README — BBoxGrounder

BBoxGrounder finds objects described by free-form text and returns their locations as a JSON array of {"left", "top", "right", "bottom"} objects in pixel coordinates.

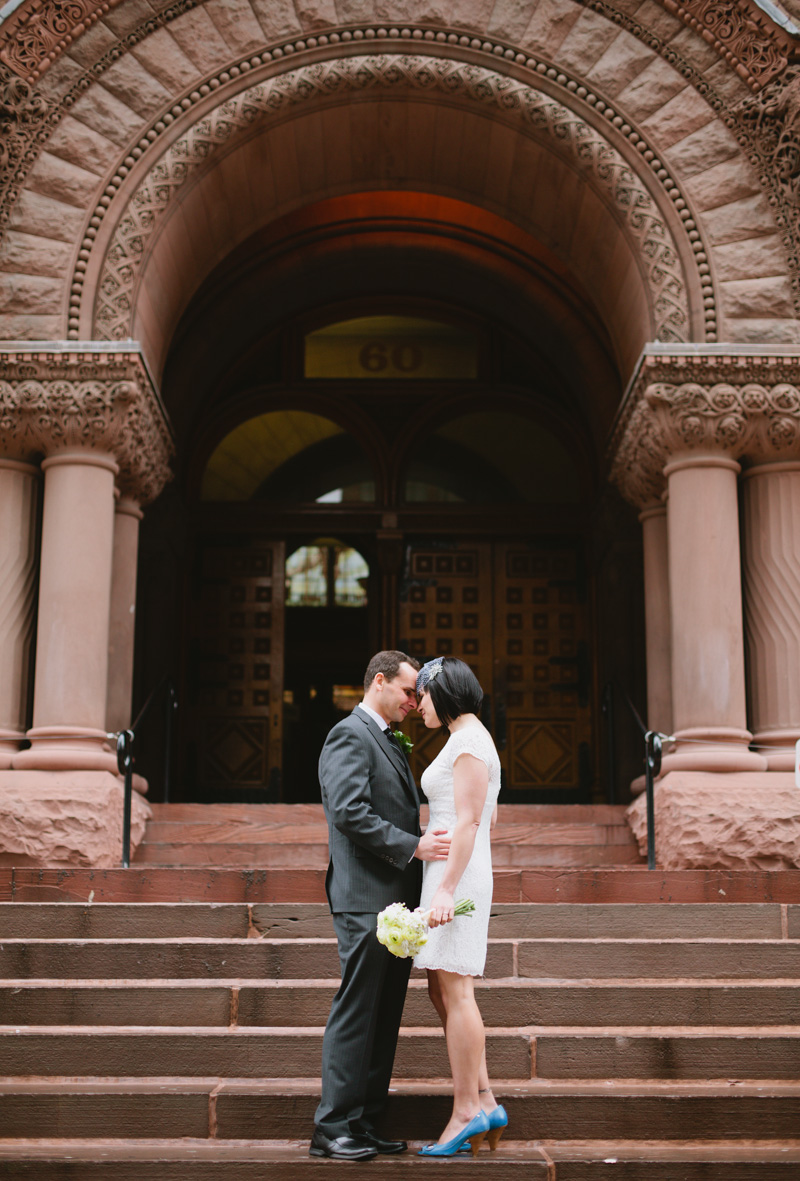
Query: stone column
[
  {"left": 741, "top": 461, "right": 800, "bottom": 770},
  {"left": 0, "top": 459, "right": 40, "bottom": 768},
  {"left": 0, "top": 351, "right": 173, "bottom": 867},
  {"left": 14, "top": 450, "right": 119, "bottom": 772},
  {"left": 638, "top": 501, "right": 672, "bottom": 736},
  {"left": 106, "top": 497, "right": 143, "bottom": 734},
  {"left": 664, "top": 452, "right": 766, "bottom": 771}
]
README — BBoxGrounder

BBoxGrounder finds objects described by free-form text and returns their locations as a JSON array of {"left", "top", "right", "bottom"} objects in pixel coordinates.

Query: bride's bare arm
[{"left": 427, "top": 753, "right": 489, "bottom": 928}]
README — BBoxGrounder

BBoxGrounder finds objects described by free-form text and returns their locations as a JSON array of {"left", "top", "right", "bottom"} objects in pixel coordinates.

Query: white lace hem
[{"left": 413, "top": 957, "right": 485, "bottom": 977}]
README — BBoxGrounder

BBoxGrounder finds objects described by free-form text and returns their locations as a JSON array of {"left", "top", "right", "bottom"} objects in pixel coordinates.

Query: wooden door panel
[
  {"left": 186, "top": 539, "right": 284, "bottom": 799},
  {"left": 494, "top": 543, "right": 592, "bottom": 795},
  {"left": 398, "top": 543, "right": 493, "bottom": 783}
]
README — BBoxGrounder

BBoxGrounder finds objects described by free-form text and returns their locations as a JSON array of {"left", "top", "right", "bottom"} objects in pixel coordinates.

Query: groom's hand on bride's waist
[{"left": 414, "top": 828, "right": 451, "bottom": 860}]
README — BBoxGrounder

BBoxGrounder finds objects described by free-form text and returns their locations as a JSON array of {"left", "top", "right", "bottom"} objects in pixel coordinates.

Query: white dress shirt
[{"left": 357, "top": 701, "right": 390, "bottom": 732}]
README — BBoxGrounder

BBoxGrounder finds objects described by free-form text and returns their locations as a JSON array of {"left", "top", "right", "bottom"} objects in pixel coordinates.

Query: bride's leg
[
  {"left": 426, "top": 969, "right": 448, "bottom": 1030},
  {"left": 435, "top": 970, "right": 485, "bottom": 1144},
  {"left": 429, "top": 971, "right": 495, "bottom": 1112}
]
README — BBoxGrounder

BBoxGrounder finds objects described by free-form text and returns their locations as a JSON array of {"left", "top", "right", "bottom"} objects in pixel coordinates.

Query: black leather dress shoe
[
  {"left": 309, "top": 1128, "right": 377, "bottom": 1160},
  {"left": 356, "top": 1131, "right": 408, "bottom": 1154}
]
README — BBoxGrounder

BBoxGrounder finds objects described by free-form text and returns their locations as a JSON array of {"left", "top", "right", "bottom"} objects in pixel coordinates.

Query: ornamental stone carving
[
  {"left": 0, "top": 66, "right": 48, "bottom": 175},
  {"left": 92, "top": 53, "right": 690, "bottom": 345},
  {"left": 660, "top": 0, "right": 792, "bottom": 90},
  {"left": 0, "top": 0, "right": 791, "bottom": 91},
  {"left": 0, "top": 350, "right": 173, "bottom": 504},
  {"left": 609, "top": 351, "right": 800, "bottom": 507}
]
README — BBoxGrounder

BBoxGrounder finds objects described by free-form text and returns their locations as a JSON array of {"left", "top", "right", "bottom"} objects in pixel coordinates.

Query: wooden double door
[
  {"left": 398, "top": 541, "right": 594, "bottom": 801},
  {"left": 183, "top": 536, "right": 594, "bottom": 802}
]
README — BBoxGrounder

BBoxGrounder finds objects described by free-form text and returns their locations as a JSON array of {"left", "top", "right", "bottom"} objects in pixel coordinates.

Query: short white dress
[{"left": 414, "top": 721, "right": 501, "bottom": 977}]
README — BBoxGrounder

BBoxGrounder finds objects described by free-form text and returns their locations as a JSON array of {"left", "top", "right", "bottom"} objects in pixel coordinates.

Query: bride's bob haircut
[{"left": 427, "top": 657, "right": 484, "bottom": 728}]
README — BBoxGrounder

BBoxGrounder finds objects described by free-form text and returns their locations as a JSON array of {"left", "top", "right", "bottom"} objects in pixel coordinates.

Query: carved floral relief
[
  {"left": 610, "top": 356, "right": 800, "bottom": 507},
  {"left": 0, "top": 352, "right": 173, "bottom": 503}
]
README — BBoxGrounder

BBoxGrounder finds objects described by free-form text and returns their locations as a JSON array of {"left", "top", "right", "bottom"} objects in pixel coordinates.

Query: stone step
[
  {"left": 1, "top": 1026, "right": 798, "bottom": 1080},
  {"left": 5, "top": 866, "right": 800, "bottom": 904},
  {"left": 0, "top": 1138, "right": 797, "bottom": 1180},
  {"left": 3, "top": 901, "right": 791, "bottom": 940},
  {"left": 1, "top": 1078, "right": 799, "bottom": 1141},
  {"left": 143, "top": 803, "right": 633, "bottom": 825},
  {"left": 2, "top": 936, "right": 798, "bottom": 980},
  {"left": 4, "top": 977, "right": 798, "bottom": 1028},
  {"left": 134, "top": 804, "right": 642, "bottom": 868},
  {"left": 132, "top": 841, "right": 644, "bottom": 868}
]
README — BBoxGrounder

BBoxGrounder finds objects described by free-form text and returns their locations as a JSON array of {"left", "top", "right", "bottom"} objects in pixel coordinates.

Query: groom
[{"left": 310, "top": 650, "right": 451, "bottom": 1161}]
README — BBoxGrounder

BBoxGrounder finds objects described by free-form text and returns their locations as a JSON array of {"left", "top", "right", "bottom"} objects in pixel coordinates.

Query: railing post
[
  {"left": 643, "top": 730, "right": 662, "bottom": 871},
  {"left": 117, "top": 728, "right": 134, "bottom": 868}
]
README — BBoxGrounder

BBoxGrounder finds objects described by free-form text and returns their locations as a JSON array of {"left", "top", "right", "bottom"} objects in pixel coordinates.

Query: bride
[{"left": 413, "top": 657, "right": 507, "bottom": 1157}]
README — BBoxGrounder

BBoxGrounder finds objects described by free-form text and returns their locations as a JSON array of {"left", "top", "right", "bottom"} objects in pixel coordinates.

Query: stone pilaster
[
  {"left": 0, "top": 458, "right": 40, "bottom": 767},
  {"left": 106, "top": 497, "right": 143, "bottom": 734},
  {"left": 741, "top": 461, "right": 800, "bottom": 770},
  {"left": 638, "top": 502, "right": 672, "bottom": 738}
]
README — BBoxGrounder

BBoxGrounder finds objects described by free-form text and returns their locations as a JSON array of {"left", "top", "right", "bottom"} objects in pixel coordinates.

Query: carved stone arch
[
  {"left": 1, "top": 7, "right": 797, "bottom": 352},
  {"left": 0, "top": 0, "right": 793, "bottom": 93},
  {"left": 76, "top": 53, "right": 704, "bottom": 380}
]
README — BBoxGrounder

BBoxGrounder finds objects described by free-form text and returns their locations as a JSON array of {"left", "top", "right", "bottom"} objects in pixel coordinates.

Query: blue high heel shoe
[
  {"left": 486, "top": 1104, "right": 508, "bottom": 1149},
  {"left": 458, "top": 1104, "right": 508, "bottom": 1152},
  {"left": 418, "top": 1110, "right": 490, "bottom": 1157}
]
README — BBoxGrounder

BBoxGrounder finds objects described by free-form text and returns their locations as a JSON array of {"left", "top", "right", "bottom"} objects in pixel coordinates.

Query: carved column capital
[
  {"left": 0, "top": 346, "right": 173, "bottom": 505},
  {"left": 610, "top": 348, "right": 800, "bottom": 507}
]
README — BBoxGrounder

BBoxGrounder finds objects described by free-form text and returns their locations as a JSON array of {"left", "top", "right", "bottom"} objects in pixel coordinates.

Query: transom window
[
  {"left": 304, "top": 315, "right": 478, "bottom": 379},
  {"left": 286, "top": 543, "right": 369, "bottom": 608}
]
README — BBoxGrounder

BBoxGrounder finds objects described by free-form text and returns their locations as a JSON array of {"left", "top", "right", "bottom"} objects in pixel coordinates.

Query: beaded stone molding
[
  {"left": 0, "top": 348, "right": 174, "bottom": 502},
  {"left": 0, "top": 0, "right": 792, "bottom": 91},
  {"left": 610, "top": 352, "right": 800, "bottom": 507},
  {"left": 75, "top": 49, "right": 713, "bottom": 345}
]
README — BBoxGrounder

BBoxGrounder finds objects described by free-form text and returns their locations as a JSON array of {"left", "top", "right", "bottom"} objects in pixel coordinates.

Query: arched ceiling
[{"left": 163, "top": 191, "right": 623, "bottom": 453}]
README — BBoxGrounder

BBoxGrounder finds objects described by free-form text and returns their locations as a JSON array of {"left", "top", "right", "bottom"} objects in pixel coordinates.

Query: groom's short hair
[{"left": 364, "top": 650, "right": 420, "bottom": 692}]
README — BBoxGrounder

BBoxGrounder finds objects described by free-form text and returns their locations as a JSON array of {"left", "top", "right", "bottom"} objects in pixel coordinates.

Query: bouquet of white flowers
[{"left": 376, "top": 899, "right": 476, "bottom": 959}]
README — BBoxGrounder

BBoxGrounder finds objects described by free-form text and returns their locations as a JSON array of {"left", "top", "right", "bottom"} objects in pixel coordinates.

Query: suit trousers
[{"left": 314, "top": 910, "right": 412, "bottom": 1137}]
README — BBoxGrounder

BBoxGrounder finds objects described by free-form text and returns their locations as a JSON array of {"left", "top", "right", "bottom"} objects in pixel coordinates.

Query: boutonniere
[{"left": 391, "top": 730, "right": 414, "bottom": 757}]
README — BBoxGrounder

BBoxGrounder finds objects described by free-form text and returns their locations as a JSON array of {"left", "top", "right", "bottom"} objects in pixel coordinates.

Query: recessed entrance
[{"left": 133, "top": 190, "right": 645, "bottom": 805}]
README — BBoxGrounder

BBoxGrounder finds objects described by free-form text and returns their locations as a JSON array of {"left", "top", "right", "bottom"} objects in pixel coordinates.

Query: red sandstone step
[
  {"left": 143, "top": 803, "right": 633, "bottom": 825},
  {"left": 133, "top": 842, "right": 643, "bottom": 868},
  {"left": 5, "top": 867, "right": 800, "bottom": 904},
  {"left": 0, "top": 1026, "right": 530, "bottom": 1080},
  {"left": 3, "top": 901, "right": 790, "bottom": 940},
  {"left": 4, "top": 977, "right": 797, "bottom": 1029},
  {"left": 1, "top": 1025, "right": 798, "bottom": 1080},
  {"left": 0, "top": 1138, "right": 797, "bottom": 1180},
  {"left": 1, "top": 1078, "right": 799, "bottom": 1142},
  {"left": 3, "top": 935, "right": 798, "bottom": 981}
]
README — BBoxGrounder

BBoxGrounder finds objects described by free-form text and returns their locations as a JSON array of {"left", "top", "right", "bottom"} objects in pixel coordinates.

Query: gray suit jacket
[{"left": 319, "top": 705, "right": 422, "bottom": 913}]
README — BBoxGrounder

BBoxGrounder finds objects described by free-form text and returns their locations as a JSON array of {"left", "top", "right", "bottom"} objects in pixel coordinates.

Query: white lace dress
[{"left": 414, "top": 721, "right": 501, "bottom": 977}]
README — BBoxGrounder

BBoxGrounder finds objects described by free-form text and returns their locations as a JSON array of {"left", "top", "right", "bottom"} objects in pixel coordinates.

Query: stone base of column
[
  {"left": 0, "top": 730, "right": 24, "bottom": 770},
  {"left": 666, "top": 728, "right": 768, "bottom": 773},
  {"left": 627, "top": 771, "right": 800, "bottom": 869},
  {"left": 12, "top": 728, "right": 119, "bottom": 773},
  {"left": 752, "top": 729, "right": 800, "bottom": 772},
  {"left": 0, "top": 771, "right": 151, "bottom": 868}
]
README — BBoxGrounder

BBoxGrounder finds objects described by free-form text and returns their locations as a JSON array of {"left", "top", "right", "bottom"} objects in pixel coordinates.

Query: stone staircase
[
  {"left": 133, "top": 803, "right": 645, "bottom": 868},
  {"left": 1, "top": 892, "right": 799, "bottom": 1177}
]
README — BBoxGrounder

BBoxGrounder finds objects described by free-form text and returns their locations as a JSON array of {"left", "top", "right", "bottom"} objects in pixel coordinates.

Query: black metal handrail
[
  {"left": 116, "top": 677, "right": 178, "bottom": 868},
  {"left": 602, "top": 681, "right": 661, "bottom": 871}
]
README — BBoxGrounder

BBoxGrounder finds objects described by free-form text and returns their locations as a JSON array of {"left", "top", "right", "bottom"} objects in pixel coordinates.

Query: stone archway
[{"left": 1, "top": 4, "right": 798, "bottom": 367}]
